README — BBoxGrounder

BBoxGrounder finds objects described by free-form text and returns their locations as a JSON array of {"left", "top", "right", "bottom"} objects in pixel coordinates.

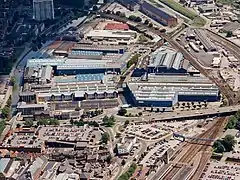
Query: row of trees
[
  {"left": 70, "top": 119, "right": 99, "bottom": 127},
  {"left": 103, "top": 115, "right": 115, "bottom": 127},
  {"left": 118, "top": 163, "right": 137, "bottom": 180},
  {"left": 213, "top": 134, "right": 236, "bottom": 153},
  {"left": 101, "top": 132, "right": 110, "bottom": 144},
  {"left": 24, "top": 118, "right": 60, "bottom": 127},
  {"left": 81, "top": 109, "right": 104, "bottom": 119},
  {"left": 0, "top": 120, "right": 5, "bottom": 135},
  {"left": 1, "top": 96, "right": 12, "bottom": 119},
  {"left": 225, "top": 111, "right": 240, "bottom": 130}
]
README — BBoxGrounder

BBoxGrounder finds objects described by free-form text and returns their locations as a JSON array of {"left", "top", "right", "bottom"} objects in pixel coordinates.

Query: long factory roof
[
  {"left": 148, "top": 47, "right": 187, "bottom": 70},
  {"left": 128, "top": 74, "right": 219, "bottom": 99},
  {"left": 141, "top": 1, "right": 176, "bottom": 21},
  {"left": 26, "top": 58, "right": 123, "bottom": 69},
  {"left": 194, "top": 29, "right": 217, "bottom": 51}
]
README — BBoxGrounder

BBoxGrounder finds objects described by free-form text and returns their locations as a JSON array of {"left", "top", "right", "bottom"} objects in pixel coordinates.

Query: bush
[
  {"left": 24, "top": 119, "right": 34, "bottom": 127},
  {"left": 101, "top": 132, "right": 110, "bottom": 144},
  {"left": 118, "top": 108, "right": 127, "bottom": 116},
  {"left": 127, "top": 54, "right": 139, "bottom": 68},
  {"left": 226, "top": 31, "right": 233, "bottom": 37}
]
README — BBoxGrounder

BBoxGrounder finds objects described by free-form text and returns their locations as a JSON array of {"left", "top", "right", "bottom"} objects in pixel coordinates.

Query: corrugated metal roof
[{"left": 141, "top": 1, "right": 174, "bottom": 21}]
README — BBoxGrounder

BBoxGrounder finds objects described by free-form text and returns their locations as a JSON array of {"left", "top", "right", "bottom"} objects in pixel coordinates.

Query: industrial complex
[{"left": 1, "top": 0, "right": 240, "bottom": 180}]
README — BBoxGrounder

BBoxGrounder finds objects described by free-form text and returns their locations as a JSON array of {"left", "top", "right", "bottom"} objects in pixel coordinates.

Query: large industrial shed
[
  {"left": 140, "top": 1, "right": 177, "bottom": 27},
  {"left": 126, "top": 74, "right": 220, "bottom": 107},
  {"left": 147, "top": 47, "right": 189, "bottom": 74},
  {"left": 194, "top": 29, "right": 217, "bottom": 52}
]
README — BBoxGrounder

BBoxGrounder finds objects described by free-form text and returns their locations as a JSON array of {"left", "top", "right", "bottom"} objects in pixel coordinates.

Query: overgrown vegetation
[
  {"left": 1, "top": 96, "right": 12, "bottom": 120},
  {"left": 127, "top": 54, "right": 139, "bottom": 68},
  {"left": 101, "top": 132, "right": 110, "bottom": 144},
  {"left": 37, "top": 118, "right": 60, "bottom": 126},
  {"left": 118, "top": 163, "right": 137, "bottom": 180},
  {"left": 159, "top": 0, "right": 206, "bottom": 27},
  {"left": 213, "top": 135, "right": 236, "bottom": 153},
  {"left": 0, "top": 120, "right": 6, "bottom": 135},
  {"left": 225, "top": 111, "right": 240, "bottom": 130},
  {"left": 102, "top": 115, "right": 115, "bottom": 127}
]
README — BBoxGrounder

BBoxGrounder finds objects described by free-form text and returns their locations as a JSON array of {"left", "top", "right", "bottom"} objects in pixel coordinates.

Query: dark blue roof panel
[{"left": 141, "top": 1, "right": 174, "bottom": 20}]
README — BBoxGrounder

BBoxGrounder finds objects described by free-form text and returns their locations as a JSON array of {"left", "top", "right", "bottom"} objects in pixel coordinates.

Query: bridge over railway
[{"left": 133, "top": 105, "right": 240, "bottom": 124}]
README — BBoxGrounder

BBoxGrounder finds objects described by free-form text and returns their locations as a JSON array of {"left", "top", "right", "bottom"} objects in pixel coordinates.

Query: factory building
[
  {"left": 20, "top": 74, "right": 119, "bottom": 110},
  {"left": 117, "top": 0, "right": 141, "bottom": 11},
  {"left": 85, "top": 30, "right": 137, "bottom": 44},
  {"left": 194, "top": 29, "right": 217, "bottom": 52},
  {"left": 198, "top": 4, "right": 219, "bottom": 13},
  {"left": 104, "top": 23, "right": 129, "bottom": 31},
  {"left": 147, "top": 47, "right": 189, "bottom": 74},
  {"left": 26, "top": 57, "right": 127, "bottom": 75},
  {"left": 140, "top": 1, "right": 177, "bottom": 27},
  {"left": 126, "top": 74, "right": 220, "bottom": 107},
  {"left": 72, "top": 44, "right": 126, "bottom": 54}
]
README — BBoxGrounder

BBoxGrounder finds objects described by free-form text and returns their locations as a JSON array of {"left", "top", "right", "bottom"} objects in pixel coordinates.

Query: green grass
[
  {"left": 159, "top": 0, "right": 206, "bottom": 27},
  {"left": 0, "top": 120, "right": 5, "bottom": 135},
  {"left": 192, "top": 16, "right": 206, "bottom": 27},
  {"left": 216, "top": 0, "right": 234, "bottom": 4}
]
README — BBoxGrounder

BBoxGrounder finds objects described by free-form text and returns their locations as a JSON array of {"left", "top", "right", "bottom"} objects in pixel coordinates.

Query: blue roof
[
  {"left": 70, "top": 50, "right": 103, "bottom": 56},
  {"left": 76, "top": 73, "right": 104, "bottom": 82},
  {"left": 141, "top": 1, "right": 174, "bottom": 21},
  {"left": 55, "top": 73, "right": 104, "bottom": 83}
]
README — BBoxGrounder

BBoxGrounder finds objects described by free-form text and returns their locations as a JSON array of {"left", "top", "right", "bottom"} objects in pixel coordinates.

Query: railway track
[{"left": 160, "top": 117, "right": 227, "bottom": 180}]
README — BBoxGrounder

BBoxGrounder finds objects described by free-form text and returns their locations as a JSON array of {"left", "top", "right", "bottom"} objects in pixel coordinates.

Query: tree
[
  {"left": 75, "top": 106, "right": 80, "bottom": 111},
  {"left": 144, "top": 19, "right": 149, "bottom": 25},
  {"left": 37, "top": 119, "right": 49, "bottom": 125},
  {"left": 118, "top": 108, "right": 127, "bottom": 116},
  {"left": 101, "top": 132, "right": 110, "bottom": 144},
  {"left": 1, "top": 107, "right": 10, "bottom": 119},
  {"left": 222, "top": 134, "right": 236, "bottom": 152},
  {"left": 148, "top": 23, "right": 153, "bottom": 27},
  {"left": 226, "top": 31, "right": 233, "bottom": 37},
  {"left": 138, "top": 112, "right": 142, "bottom": 116},
  {"left": 24, "top": 119, "right": 33, "bottom": 127},
  {"left": 92, "top": 5, "right": 98, "bottom": 11},
  {"left": 49, "top": 119, "right": 60, "bottom": 125},
  {"left": 16, "top": 123, "right": 21, "bottom": 128},
  {"left": 213, "top": 140, "right": 225, "bottom": 153},
  {"left": 121, "top": 159, "right": 126, "bottom": 165},
  {"left": 124, "top": 120, "right": 130, "bottom": 126},
  {"left": 134, "top": 16, "right": 142, "bottom": 22},
  {"left": 225, "top": 116, "right": 238, "bottom": 129},
  {"left": 109, "top": 115, "right": 115, "bottom": 122},
  {"left": 70, "top": 118, "right": 74, "bottom": 125},
  {"left": 128, "top": 15, "right": 137, "bottom": 21},
  {"left": 115, "top": 11, "right": 121, "bottom": 16}
]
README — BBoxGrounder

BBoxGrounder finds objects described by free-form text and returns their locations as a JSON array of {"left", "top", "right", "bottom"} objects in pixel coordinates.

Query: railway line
[{"left": 160, "top": 117, "right": 227, "bottom": 180}]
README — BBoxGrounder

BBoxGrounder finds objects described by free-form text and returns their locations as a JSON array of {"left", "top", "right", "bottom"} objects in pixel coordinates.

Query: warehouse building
[
  {"left": 147, "top": 47, "right": 189, "bottom": 74},
  {"left": 194, "top": 29, "right": 217, "bottom": 52},
  {"left": 126, "top": 74, "right": 220, "bottom": 107},
  {"left": 140, "top": 1, "right": 177, "bottom": 27}
]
